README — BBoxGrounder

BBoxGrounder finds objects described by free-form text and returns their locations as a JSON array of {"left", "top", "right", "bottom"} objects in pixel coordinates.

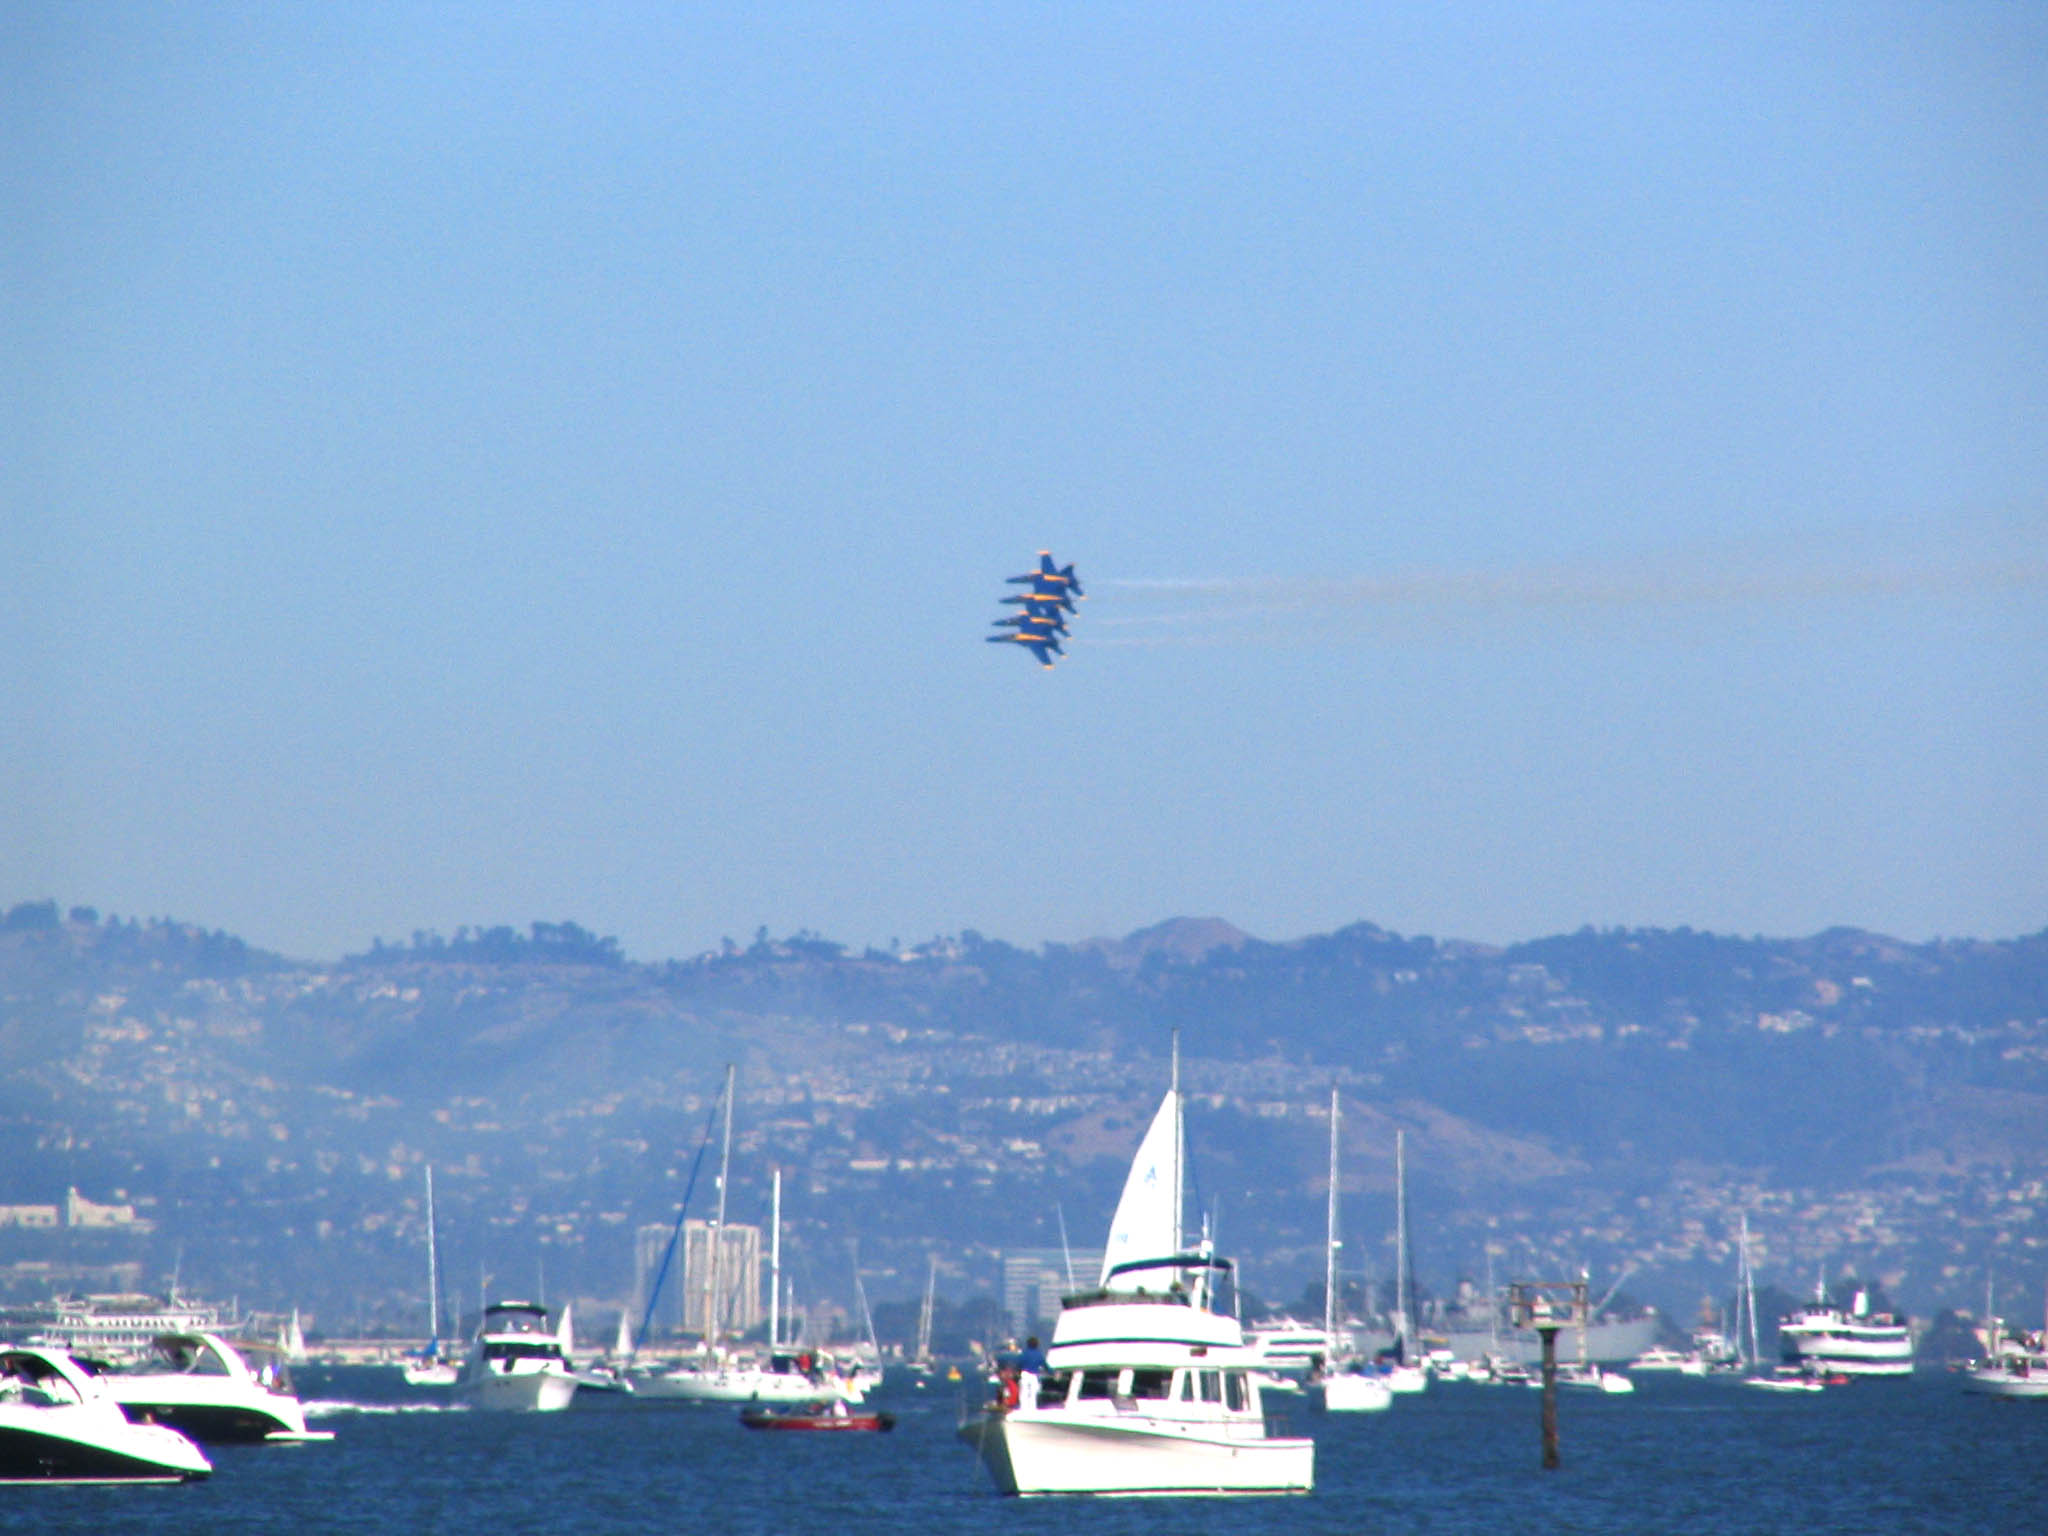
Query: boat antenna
[
  {"left": 1056, "top": 1203, "right": 1075, "bottom": 1292},
  {"left": 634, "top": 1070, "right": 731, "bottom": 1348}
]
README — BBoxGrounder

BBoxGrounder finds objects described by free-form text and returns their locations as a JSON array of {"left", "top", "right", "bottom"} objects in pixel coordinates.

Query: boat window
[
  {"left": 1223, "top": 1371, "right": 1248, "bottom": 1411},
  {"left": 1129, "top": 1369, "right": 1173, "bottom": 1401},
  {"left": 1075, "top": 1369, "right": 1121, "bottom": 1400},
  {"left": 484, "top": 1341, "right": 563, "bottom": 1363},
  {"left": 1174, "top": 1370, "right": 1193, "bottom": 1401},
  {"left": 1037, "top": 1370, "right": 1072, "bottom": 1406},
  {"left": 1197, "top": 1370, "right": 1223, "bottom": 1402}
]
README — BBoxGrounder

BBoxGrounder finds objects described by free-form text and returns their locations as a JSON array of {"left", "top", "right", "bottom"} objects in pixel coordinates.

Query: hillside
[{"left": 1, "top": 899, "right": 2044, "bottom": 1334}]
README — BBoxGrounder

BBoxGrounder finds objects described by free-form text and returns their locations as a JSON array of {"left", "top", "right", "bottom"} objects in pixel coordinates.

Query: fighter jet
[
  {"left": 1004, "top": 551, "right": 1084, "bottom": 613},
  {"left": 989, "top": 550, "right": 1082, "bottom": 668},
  {"left": 985, "top": 630, "right": 1063, "bottom": 668},
  {"left": 990, "top": 606, "right": 1069, "bottom": 637}
]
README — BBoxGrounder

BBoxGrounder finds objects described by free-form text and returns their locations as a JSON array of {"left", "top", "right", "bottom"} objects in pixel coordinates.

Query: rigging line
[{"left": 633, "top": 1074, "right": 731, "bottom": 1350}]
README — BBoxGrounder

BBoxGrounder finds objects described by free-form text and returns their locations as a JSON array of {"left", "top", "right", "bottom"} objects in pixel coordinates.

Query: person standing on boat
[{"left": 1016, "top": 1336, "right": 1047, "bottom": 1409}]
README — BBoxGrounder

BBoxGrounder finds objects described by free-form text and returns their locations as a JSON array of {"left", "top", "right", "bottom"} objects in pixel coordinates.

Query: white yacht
[
  {"left": 98, "top": 1332, "right": 332, "bottom": 1443},
  {"left": 458, "top": 1301, "right": 578, "bottom": 1411},
  {"left": 1247, "top": 1318, "right": 1333, "bottom": 1377},
  {"left": 1777, "top": 1287, "right": 1913, "bottom": 1377},
  {"left": 0, "top": 1346, "right": 213, "bottom": 1484},
  {"left": 13, "top": 1293, "right": 236, "bottom": 1366},
  {"left": 960, "top": 1054, "right": 1314, "bottom": 1496},
  {"left": 1626, "top": 1345, "right": 1708, "bottom": 1376},
  {"left": 1965, "top": 1317, "right": 2048, "bottom": 1399},
  {"left": 1553, "top": 1361, "right": 1635, "bottom": 1394}
]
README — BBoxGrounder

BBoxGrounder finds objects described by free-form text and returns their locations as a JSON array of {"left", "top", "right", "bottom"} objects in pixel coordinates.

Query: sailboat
[
  {"left": 1377, "top": 1130, "right": 1428, "bottom": 1394},
  {"left": 402, "top": 1166, "right": 460, "bottom": 1387},
  {"left": 1318, "top": 1087, "right": 1391, "bottom": 1413},
  {"left": 959, "top": 1037, "right": 1315, "bottom": 1496},
  {"left": 634, "top": 1114, "right": 866, "bottom": 1406}
]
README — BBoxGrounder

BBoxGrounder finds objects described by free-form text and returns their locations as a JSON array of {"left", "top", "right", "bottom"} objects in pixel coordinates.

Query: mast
[
  {"left": 1324, "top": 1086, "right": 1340, "bottom": 1359},
  {"left": 1170, "top": 1029, "right": 1184, "bottom": 1257},
  {"left": 704, "top": 1063, "right": 735, "bottom": 1356},
  {"left": 915, "top": 1254, "right": 937, "bottom": 1365},
  {"left": 1394, "top": 1129, "right": 1410, "bottom": 1358},
  {"left": 424, "top": 1165, "right": 441, "bottom": 1348},
  {"left": 769, "top": 1166, "right": 782, "bottom": 1351},
  {"left": 1740, "top": 1211, "right": 1760, "bottom": 1368}
]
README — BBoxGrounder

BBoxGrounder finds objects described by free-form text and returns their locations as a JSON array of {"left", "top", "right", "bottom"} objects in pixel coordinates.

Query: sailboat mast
[
  {"left": 1324, "top": 1086, "right": 1340, "bottom": 1353},
  {"left": 769, "top": 1165, "right": 782, "bottom": 1351},
  {"left": 424, "top": 1164, "right": 440, "bottom": 1345},
  {"left": 1394, "top": 1129, "right": 1410, "bottom": 1354},
  {"left": 916, "top": 1254, "right": 936, "bottom": 1364},
  {"left": 705, "top": 1063, "right": 735, "bottom": 1354},
  {"left": 1740, "top": 1211, "right": 1760, "bottom": 1367},
  {"left": 1170, "top": 1030, "right": 1183, "bottom": 1256}
]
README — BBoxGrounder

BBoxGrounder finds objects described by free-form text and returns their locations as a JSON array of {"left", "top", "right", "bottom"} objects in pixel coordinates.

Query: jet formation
[{"left": 986, "top": 551, "right": 1084, "bottom": 668}]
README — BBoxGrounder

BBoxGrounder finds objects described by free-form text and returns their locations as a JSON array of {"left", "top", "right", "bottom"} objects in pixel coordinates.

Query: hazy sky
[{"left": 7, "top": 3, "right": 2045, "bottom": 961}]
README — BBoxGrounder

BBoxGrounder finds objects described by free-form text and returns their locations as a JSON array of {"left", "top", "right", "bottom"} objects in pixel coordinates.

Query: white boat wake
[{"left": 302, "top": 1399, "right": 472, "bottom": 1417}]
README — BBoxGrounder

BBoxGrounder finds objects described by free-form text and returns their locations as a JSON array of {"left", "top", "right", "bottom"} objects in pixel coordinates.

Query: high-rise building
[
  {"left": 1000, "top": 1248, "right": 1103, "bottom": 1337},
  {"left": 681, "top": 1220, "right": 763, "bottom": 1338}
]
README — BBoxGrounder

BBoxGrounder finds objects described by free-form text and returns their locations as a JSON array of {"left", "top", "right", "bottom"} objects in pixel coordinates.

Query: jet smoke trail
[{"left": 1088, "top": 531, "right": 2048, "bottom": 646}]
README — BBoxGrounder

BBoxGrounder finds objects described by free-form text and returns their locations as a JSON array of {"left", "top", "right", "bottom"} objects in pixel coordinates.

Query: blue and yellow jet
[{"left": 987, "top": 552, "right": 1081, "bottom": 668}]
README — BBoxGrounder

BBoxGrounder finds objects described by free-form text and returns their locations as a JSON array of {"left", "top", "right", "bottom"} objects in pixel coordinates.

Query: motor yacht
[
  {"left": 1626, "top": 1345, "right": 1708, "bottom": 1376},
  {"left": 959, "top": 1054, "right": 1313, "bottom": 1496},
  {"left": 0, "top": 1346, "right": 212, "bottom": 1483},
  {"left": 1777, "top": 1287, "right": 1913, "bottom": 1377},
  {"left": 458, "top": 1301, "right": 578, "bottom": 1412},
  {"left": 97, "top": 1332, "right": 331, "bottom": 1444}
]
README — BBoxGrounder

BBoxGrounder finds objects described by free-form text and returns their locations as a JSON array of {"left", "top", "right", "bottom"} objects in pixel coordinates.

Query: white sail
[
  {"left": 613, "top": 1309, "right": 633, "bottom": 1359},
  {"left": 1097, "top": 1090, "right": 1182, "bottom": 1288},
  {"left": 555, "top": 1301, "right": 575, "bottom": 1355}
]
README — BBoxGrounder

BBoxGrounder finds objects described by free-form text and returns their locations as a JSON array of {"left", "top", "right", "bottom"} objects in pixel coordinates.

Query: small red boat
[{"left": 739, "top": 1401, "right": 895, "bottom": 1432}]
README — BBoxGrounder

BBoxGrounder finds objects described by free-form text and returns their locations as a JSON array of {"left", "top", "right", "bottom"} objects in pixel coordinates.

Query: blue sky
[{"left": 6, "top": 3, "right": 2044, "bottom": 960}]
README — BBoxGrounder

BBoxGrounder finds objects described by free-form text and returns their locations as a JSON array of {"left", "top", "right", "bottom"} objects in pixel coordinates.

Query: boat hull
[
  {"left": 634, "top": 1368, "right": 858, "bottom": 1403},
  {"left": 960, "top": 1411, "right": 1312, "bottom": 1497},
  {"left": 1319, "top": 1373, "right": 1391, "bottom": 1412},
  {"left": 0, "top": 1421, "right": 211, "bottom": 1484},
  {"left": 740, "top": 1408, "right": 894, "bottom": 1431},
  {"left": 460, "top": 1368, "right": 578, "bottom": 1412},
  {"left": 1965, "top": 1367, "right": 2048, "bottom": 1398}
]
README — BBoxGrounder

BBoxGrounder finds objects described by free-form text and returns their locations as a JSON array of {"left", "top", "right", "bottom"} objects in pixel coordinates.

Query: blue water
[{"left": 8, "top": 1371, "right": 2044, "bottom": 1535}]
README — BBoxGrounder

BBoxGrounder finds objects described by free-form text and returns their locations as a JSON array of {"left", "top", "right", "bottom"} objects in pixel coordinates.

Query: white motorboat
[
  {"left": 0, "top": 1346, "right": 212, "bottom": 1484},
  {"left": 1247, "top": 1318, "right": 1333, "bottom": 1378},
  {"left": 1319, "top": 1368, "right": 1392, "bottom": 1412},
  {"left": 1777, "top": 1285, "right": 1913, "bottom": 1377},
  {"left": 1626, "top": 1346, "right": 1707, "bottom": 1376},
  {"left": 458, "top": 1301, "right": 578, "bottom": 1412},
  {"left": 1964, "top": 1311, "right": 2048, "bottom": 1398},
  {"left": 99, "top": 1332, "right": 332, "bottom": 1444},
  {"left": 1966, "top": 1350, "right": 2048, "bottom": 1399},
  {"left": 1554, "top": 1361, "right": 1634, "bottom": 1394},
  {"left": 960, "top": 1048, "right": 1314, "bottom": 1496}
]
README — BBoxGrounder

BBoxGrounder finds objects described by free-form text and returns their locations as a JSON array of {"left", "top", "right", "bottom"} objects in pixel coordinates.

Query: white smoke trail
[{"left": 1089, "top": 528, "right": 2048, "bottom": 644}]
